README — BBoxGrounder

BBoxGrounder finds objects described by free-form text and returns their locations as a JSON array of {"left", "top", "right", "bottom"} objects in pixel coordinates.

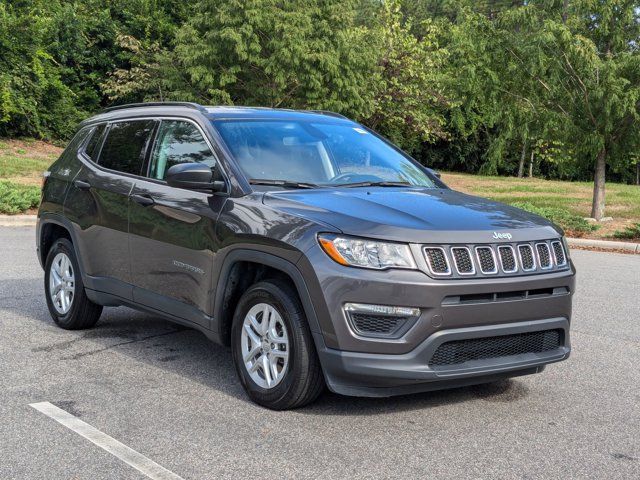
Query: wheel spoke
[
  {"left": 51, "top": 267, "right": 62, "bottom": 285},
  {"left": 53, "top": 258, "right": 62, "bottom": 277},
  {"left": 61, "top": 256, "right": 69, "bottom": 279},
  {"left": 53, "top": 289, "right": 61, "bottom": 305},
  {"left": 261, "top": 355, "right": 272, "bottom": 386},
  {"left": 62, "top": 291, "right": 69, "bottom": 311},
  {"left": 269, "top": 355, "right": 279, "bottom": 381},
  {"left": 261, "top": 304, "right": 271, "bottom": 335},
  {"left": 270, "top": 348, "right": 288, "bottom": 359},
  {"left": 243, "top": 344, "right": 261, "bottom": 363},
  {"left": 269, "top": 329, "right": 288, "bottom": 345},
  {"left": 249, "top": 357, "right": 262, "bottom": 373},
  {"left": 244, "top": 322, "right": 261, "bottom": 346}
]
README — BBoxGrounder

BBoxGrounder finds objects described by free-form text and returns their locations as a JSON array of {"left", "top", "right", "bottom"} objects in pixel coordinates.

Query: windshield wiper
[
  {"left": 336, "top": 181, "right": 412, "bottom": 188},
  {"left": 249, "top": 179, "right": 318, "bottom": 189}
]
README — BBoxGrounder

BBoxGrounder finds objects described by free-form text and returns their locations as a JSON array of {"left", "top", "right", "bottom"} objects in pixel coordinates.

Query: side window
[
  {"left": 149, "top": 120, "right": 217, "bottom": 180},
  {"left": 84, "top": 124, "right": 107, "bottom": 161},
  {"left": 98, "top": 120, "right": 155, "bottom": 175}
]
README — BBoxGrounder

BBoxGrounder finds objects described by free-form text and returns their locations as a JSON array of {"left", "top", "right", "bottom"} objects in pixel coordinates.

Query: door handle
[
  {"left": 73, "top": 179, "right": 91, "bottom": 191},
  {"left": 131, "top": 193, "right": 155, "bottom": 207}
]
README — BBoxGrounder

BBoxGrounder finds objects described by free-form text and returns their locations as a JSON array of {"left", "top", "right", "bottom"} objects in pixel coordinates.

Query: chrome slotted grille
[
  {"left": 551, "top": 240, "right": 566, "bottom": 266},
  {"left": 424, "top": 247, "right": 450, "bottom": 275},
  {"left": 451, "top": 247, "right": 475, "bottom": 275},
  {"left": 518, "top": 244, "right": 536, "bottom": 271},
  {"left": 536, "top": 243, "right": 552, "bottom": 269},
  {"left": 498, "top": 246, "right": 517, "bottom": 273},
  {"left": 422, "top": 239, "right": 568, "bottom": 278},
  {"left": 475, "top": 247, "right": 497, "bottom": 274}
]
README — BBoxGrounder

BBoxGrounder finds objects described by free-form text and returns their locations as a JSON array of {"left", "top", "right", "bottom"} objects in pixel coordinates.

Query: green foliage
[
  {"left": 0, "top": 2, "right": 82, "bottom": 139},
  {"left": 612, "top": 223, "right": 640, "bottom": 240},
  {"left": 173, "top": 0, "right": 378, "bottom": 117},
  {"left": 0, "top": 181, "right": 41, "bottom": 214},
  {"left": 510, "top": 201, "right": 598, "bottom": 236},
  {"left": 360, "top": 1, "right": 449, "bottom": 152},
  {"left": 0, "top": 0, "right": 638, "bottom": 220}
]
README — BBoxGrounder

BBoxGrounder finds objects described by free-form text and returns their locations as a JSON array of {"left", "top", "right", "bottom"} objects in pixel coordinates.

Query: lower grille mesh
[
  {"left": 350, "top": 313, "right": 407, "bottom": 335},
  {"left": 428, "top": 329, "right": 562, "bottom": 367}
]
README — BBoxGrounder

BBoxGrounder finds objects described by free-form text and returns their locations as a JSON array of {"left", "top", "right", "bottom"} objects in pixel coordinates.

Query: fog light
[
  {"left": 344, "top": 303, "right": 420, "bottom": 317},
  {"left": 344, "top": 303, "right": 421, "bottom": 338}
]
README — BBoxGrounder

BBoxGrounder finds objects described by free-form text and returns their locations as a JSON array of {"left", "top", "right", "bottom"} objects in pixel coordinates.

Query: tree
[
  {"left": 0, "top": 2, "right": 80, "bottom": 138},
  {"left": 360, "top": 0, "right": 449, "bottom": 152},
  {"left": 170, "top": 0, "right": 378, "bottom": 118},
  {"left": 443, "top": 1, "right": 639, "bottom": 217}
]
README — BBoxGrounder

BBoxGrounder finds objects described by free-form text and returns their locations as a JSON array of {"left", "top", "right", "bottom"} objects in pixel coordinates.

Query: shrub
[
  {"left": 510, "top": 202, "right": 598, "bottom": 236},
  {"left": 0, "top": 180, "right": 40, "bottom": 214},
  {"left": 612, "top": 223, "right": 640, "bottom": 240}
]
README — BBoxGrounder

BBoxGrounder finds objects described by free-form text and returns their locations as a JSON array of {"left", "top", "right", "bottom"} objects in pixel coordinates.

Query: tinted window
[
  {"left": 84, "top": 124, "right": 107, "bottom": 161},
  {"left": 149, "top": 120, "right": 217, "bottom": 180},
  {"left": 98, "top": 120, "right": 155, "bottom": 175}
]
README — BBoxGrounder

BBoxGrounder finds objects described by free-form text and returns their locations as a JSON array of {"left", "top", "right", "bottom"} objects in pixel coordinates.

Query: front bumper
[{"left": 316, "top": 317, "right": 570, "bottom": 397}]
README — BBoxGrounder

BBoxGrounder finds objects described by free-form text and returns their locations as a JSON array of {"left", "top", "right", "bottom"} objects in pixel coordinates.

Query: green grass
[
  {"left": 510, "top": 202, "right": 598, "bottom": 235},
  {"left": 0, "top": 153, "right": 53, "bottom": 179},
  {"left": 0, "top": 180, "right": 41, "bottom": 214},
  {"left": 612, "top": 223, "right": 640, "bottom": 240},
  {"left": 443, "top": 172, "right": 640, "bottom": 238}
]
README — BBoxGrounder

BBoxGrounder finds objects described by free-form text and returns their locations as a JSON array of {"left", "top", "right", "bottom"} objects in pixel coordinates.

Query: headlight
[{"left": 318, "top": 234, "right": 416, "bottom": 270}]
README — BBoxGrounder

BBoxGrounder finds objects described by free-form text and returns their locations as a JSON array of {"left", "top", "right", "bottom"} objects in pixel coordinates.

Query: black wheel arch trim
[
  {"left": 213, "top": 248, "right": 325, "bottom": 346},
  {"left": 37, "top": 213, "right": 84, "bottom": 273}
]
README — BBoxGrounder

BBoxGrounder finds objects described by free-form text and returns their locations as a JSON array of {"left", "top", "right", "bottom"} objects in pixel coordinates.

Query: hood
[{"left": 263, "top": 187, "right": 561, "bottom": 243}]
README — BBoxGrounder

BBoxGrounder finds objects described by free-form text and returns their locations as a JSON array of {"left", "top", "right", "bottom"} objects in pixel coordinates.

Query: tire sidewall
[
  {"left": 44, "top": 238, "right": 83, "bottom": 327},
  {"left": 231, "top": 281, "right": 307, "bottom": 407}
]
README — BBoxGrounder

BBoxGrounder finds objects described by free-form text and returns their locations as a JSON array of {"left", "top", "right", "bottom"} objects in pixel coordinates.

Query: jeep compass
[{"left": 37, "top": 102, "right": 574, "bottom": 409}]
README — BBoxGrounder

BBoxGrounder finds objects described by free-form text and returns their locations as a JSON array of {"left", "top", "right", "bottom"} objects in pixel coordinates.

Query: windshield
[{"left": 212, "top": 120, "right": 436, "bottom": 188}]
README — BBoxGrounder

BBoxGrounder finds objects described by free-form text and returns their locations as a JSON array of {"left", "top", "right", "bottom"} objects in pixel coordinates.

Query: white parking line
[{"left": 29, "top": 402, "right": 184, "bottom": 480}]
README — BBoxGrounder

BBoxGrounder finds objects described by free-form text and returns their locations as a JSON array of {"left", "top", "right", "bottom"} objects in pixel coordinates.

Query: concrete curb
[
  {"left": 0, "top": 214, "right": 37, "bottom": 227},
  {"left": 0, "top": 215, "right": 638, "bottom": 253},
  {"left": 567, "top": 237, "right": 640, "bottom": 254}
]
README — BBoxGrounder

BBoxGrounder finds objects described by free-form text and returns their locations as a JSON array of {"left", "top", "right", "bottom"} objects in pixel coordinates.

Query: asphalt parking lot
[{"left": 1, "top": 226, "right": 639, "bottom": 479}]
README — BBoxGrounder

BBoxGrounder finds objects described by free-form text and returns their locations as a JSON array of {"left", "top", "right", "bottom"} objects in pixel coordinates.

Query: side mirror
[{"left": 165, "top": 163, "right": 226, "bottom": 193}]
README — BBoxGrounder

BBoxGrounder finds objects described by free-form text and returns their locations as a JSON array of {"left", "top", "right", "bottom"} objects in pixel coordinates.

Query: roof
[{"left": 92, "top": 102, "right": 351, "bottom": 124}]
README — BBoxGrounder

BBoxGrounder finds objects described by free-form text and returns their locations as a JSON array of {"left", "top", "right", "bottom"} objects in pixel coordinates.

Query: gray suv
[{"left": 37, "top": 102, "right": 574, "bottom": 409}]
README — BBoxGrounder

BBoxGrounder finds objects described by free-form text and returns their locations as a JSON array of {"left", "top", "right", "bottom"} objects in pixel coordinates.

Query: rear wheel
[
  {"left": 44, "top": 238, "right": 102, "bottom": 330},
  {"left": 231, "top": 279, "right": 324, "bottom": 409}
]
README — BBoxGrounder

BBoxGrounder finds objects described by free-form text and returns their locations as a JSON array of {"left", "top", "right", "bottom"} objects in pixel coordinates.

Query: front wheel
[{"left": 231, "top": 280, "right": 324, "bottom": 409}]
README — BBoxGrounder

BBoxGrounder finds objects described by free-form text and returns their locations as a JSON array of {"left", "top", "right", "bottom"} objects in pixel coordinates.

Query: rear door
[
  {"left": 65, "top": 119, "right": 156, "bottom": 297},
  {"left": 128, "top": 119, "right": 227, "bottom": 326}
]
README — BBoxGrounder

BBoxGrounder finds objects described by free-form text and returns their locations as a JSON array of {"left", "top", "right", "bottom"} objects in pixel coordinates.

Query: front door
[{"left": 128, "top": 119, "right": 227, "bottom": 327}]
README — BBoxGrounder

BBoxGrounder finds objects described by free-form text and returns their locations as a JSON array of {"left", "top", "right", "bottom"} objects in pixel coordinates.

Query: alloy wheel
[{"left": 240, "top": 302, "right": 290, "bottom": 389}]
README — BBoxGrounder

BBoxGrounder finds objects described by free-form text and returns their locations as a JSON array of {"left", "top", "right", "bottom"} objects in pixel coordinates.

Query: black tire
[
  {"left": 44, "top": 238, "right": 102, "bottom": 330},
  {"left": 231, "top": 279, "right": 325, "bottom": 410}
]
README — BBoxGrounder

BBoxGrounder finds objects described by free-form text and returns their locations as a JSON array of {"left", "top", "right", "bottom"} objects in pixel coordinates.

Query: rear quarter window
[
  {"left": 84, "top": 124, "right": 107, "bottom": 161},
  {"left": 98, "top": 120, "right": 155, "bottom": 175}
]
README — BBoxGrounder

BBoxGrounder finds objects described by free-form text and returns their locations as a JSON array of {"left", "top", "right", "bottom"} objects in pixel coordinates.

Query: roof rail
[
  {"left": 102, "top": 102, "right": 208, "bottom": 113},
  {"left": 306, "top": 110, "right": 348, "bottom": 119}
]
